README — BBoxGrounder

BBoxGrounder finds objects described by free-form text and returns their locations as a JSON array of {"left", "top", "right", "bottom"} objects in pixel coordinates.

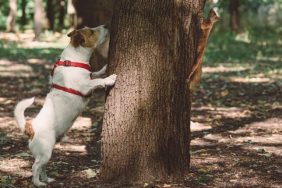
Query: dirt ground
[{"left": 0, "top": 33, "right": 282, "bottom": 188}]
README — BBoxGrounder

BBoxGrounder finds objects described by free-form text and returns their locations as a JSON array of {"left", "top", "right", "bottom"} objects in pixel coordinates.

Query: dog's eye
[{"left": 90, "top": 30, "right": 95, "bottom": 34}]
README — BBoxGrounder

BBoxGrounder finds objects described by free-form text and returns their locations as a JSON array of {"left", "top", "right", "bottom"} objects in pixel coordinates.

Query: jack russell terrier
[{"left": 14, "top": 25, "right": 116, "bottom": 186}]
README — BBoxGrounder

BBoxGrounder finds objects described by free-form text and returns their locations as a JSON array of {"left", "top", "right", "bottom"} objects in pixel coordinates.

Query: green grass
[{"left": 204, "top": 27, "right": 282, "bottom": 80}]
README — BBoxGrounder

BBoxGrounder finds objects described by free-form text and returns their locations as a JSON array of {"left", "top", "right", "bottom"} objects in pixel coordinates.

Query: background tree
[
  {"left": 21, "top": 0, "right": 27, "bottom": 26},
  {"left": 46, "top": 0, "right": 55, "bottom": 30},
  {"left": 67, "top": 0, "right": 77, "bottom": 28},
  {"left": 229, "top": 0, "right": 240, "bottom": 32},
  {"left": 34, "top": 0, "right": 45, "bottom": 39},
  {"left": 6, "top": 0, "right": 17, "bottom": 32},
  {"left": 58, "top": 0, "right": 66, "bottom": 30},
  {"left": 101, "top": 0, "right": 205, "bottom": 184}
]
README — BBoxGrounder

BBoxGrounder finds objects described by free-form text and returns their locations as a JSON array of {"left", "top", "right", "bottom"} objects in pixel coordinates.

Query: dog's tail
[{"left": 14, "top": 97, "right": 35, "bottom": 132}]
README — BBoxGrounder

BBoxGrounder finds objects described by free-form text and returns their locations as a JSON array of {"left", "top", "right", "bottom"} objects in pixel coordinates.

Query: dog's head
[{"left": 67, "top": 25, "right": 108, "bottom": 49}]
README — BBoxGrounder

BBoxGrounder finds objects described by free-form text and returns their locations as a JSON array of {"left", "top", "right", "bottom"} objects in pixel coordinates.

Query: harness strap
[
  {"left": 51, "top": 60, "right": 92, "bottom": 98},
  {"left": 51, "top": 60, "right": 91, "bottom": 76},
  {"left": 52, "top": 84, "right": 91, "bottom": 98}
]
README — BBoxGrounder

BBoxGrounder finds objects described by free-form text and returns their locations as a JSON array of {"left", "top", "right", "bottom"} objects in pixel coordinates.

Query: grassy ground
[{"left": 0, "top": 28, "right": 282, "bottom": 187}]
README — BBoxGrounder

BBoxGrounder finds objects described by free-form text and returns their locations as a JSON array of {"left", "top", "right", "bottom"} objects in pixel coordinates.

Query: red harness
[{"left": 51, "top": 60, "right": 92, "bottom": 98}]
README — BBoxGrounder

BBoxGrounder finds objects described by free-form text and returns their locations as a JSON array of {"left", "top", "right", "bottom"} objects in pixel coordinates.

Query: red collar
[
  {"left": 51, "top": 60, "right": 91, "bottom": 76},
  {"left": 51, "top": 60, "right": 92, "bottom": 98}
]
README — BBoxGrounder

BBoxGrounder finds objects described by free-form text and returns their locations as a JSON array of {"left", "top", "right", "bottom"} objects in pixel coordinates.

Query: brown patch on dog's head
[
  {"left": 67, "top": 27, "right": 102, "bottom": 48},
  {"left": 24, "top": 120, "right": 34, "bottom": 140}
]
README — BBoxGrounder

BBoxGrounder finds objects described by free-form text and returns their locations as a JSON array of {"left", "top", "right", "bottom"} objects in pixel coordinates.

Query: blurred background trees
[{"left": 1, "top": 0, "right": 281, "bottom": 39}]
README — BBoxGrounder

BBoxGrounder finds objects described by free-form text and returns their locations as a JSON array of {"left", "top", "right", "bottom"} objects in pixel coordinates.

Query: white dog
[{"left": 14, "top": 25, "right": 116, "bottom": 186}]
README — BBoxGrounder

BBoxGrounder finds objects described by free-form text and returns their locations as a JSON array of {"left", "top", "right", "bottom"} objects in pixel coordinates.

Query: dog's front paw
[{"left": 104, "top": 74, "right": 117, "bottom": 87}]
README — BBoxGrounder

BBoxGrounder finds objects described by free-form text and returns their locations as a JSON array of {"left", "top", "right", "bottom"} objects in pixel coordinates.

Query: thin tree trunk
[
  {"left": 101, "top": 0, "right": 205, "bottom": 184},
  {"left": 6, "top": 0, "right": 17, "bottom": 32},
  {"left": 21, "top": 0, "right": 27, "bottom": 26},
  {"left": 229, "top": 0, "right": 240, "bottom": 32},
  {"left": 47, "top": 0, "right": 55, "bottom": 30},
  {"left": 34, "top": 0, "right": 46, "bottom": 40},
  {"left": 67, "top": 0, "right": 77, "bottom": 28},
  {"left": 58, "top": 0, "right": 65, "bottom": 31}
]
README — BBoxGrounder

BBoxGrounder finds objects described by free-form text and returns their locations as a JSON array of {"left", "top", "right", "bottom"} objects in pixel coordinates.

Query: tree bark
[
  {"left": 229, "top": 0, "right": 240, "bottom": 32},
  {"left": 6, "top": 0, "right": 17, "bottom": 32},
  {"left": 34, "top": 0, "right": 46, "bottom": 40},
  {"left": 101, "top": 0, "right": 205, "bottom": 184}
]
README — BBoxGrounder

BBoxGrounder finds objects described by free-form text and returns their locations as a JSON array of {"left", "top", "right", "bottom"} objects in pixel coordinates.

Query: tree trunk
[
  {"left": 6, "top": 0, "right": 17, "bottom": 32},
  {"left": 34, "top": 0, "right": 46, "bottom": 40},
  {"left": 67, "top": 0, "right": 77, "bottom": 28},
  {"left": 229, "top": 0, "right": 240, "bottom": 32},
  {"left": 47, "top": 0, "right": 55, "bottom": 30},
  {"left": 73, "top": 0, "right": 114, "bottom": 29},
  {"left": 58, "top": 0, "right": 66, "bottom": 31},
  {"left": 101, "top": 0, "right": 205, "bottom": 184},
  {"left": 21, "top": 0, "right": 27, "bottom": 26}
]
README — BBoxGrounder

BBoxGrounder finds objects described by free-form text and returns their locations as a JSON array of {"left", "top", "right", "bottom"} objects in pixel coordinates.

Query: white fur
[{"left": 14, "top": 25, "right": 115, "bottom": 187}]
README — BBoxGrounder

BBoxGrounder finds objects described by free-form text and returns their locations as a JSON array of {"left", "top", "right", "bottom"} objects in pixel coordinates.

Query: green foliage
[{"left": 0, "top": 0, "right": 35, "bottom": 30}]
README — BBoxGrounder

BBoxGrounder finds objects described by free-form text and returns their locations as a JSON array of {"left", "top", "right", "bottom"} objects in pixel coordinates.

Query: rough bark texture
[
  {"left": 101, "top": 0, "right": 205, "bottom": 183},
  {"left": 6, "top": 0, "right": 17, "bottom": 32}
]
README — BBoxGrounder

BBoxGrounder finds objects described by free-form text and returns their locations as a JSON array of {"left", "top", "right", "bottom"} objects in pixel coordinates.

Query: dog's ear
[{"left": 68, "top": 30, "right": 85, "bottom": 47}]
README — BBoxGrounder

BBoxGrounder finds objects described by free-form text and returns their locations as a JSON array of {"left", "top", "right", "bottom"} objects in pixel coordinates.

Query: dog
[{"left": 14, "top": 25, "right": 116, "bottom": 186}]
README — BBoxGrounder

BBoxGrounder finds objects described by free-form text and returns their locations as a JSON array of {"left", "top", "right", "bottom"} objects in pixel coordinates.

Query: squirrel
[{"left": 188, "top": 9, "right": 220, "bottom": 91}]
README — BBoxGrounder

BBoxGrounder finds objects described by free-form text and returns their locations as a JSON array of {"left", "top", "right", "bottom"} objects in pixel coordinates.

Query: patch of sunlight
[
  {"left": 20, "top": 41, "right": 67, "bottom": 49},
  {"left": 0, "top": 158, "right": 32, "bottom": 177},
  {"left": 0, "top": 97, "right": 13, "bottom": 105},
  {"left": 0, "top": 61, "right": 33, "bottom": 77},
  {"left": 192, "top": 157, "right": 225, "bottom": 165},
  {"left": 193, "top": 106, "right": 251, "bottom": 119},
  {"left": 256, "top": 55, "right": 281, "bottom": 62},
  {"left": 203, "top": 65, "right": 250, "bottom": 73},
  {"left": 229, "top": 77, "right": 271, "bottom": 83},
  {"left": 191, "top": 138, "right": 217, "bottom": 147},
  {"left": 0, "top": 60, "right": 13, "bottom": 66},
  {"left": 204, "top": 133, "right": 231, "bottom": 143},
  {"left": 71, "top": 117, "right": 92, "bottom": 130},
  {"left": 191, "top": 121, "right": 212, "bottom": 132},
  {"left": 55, "top": 144, "right": 87, "bottom": 154},
  {"left": 202, "top": 118, "right": 282, "bottom": 156},
  {"left": 27, "top": 58, "right": 48, "bottom": 65},
  {"left": 235, "top": 31, "right": 251, "bottom": 43}
]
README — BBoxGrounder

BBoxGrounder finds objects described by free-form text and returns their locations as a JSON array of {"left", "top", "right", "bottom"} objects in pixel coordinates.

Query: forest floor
[{"left": 0, "top": 30, "right": 282, "bottom": 188}]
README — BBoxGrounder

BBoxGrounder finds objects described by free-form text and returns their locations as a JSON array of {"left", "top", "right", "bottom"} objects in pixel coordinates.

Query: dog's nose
[{"left": 104, "top": 23, "right": 110, "bottom": 29}]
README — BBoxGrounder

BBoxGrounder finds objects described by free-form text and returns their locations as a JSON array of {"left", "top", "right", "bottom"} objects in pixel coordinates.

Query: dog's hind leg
[
  {"left": 32, "top": 156, "right": 49, "bottom": 186},
  {"left": 29, "top": 136, "right": 55, "bottom": 186}
]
